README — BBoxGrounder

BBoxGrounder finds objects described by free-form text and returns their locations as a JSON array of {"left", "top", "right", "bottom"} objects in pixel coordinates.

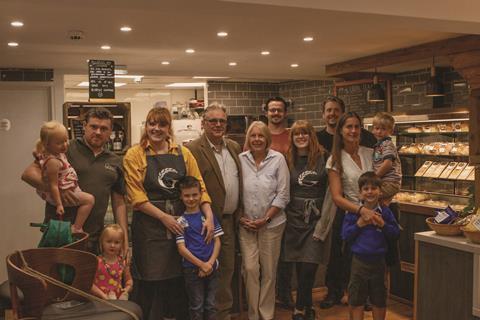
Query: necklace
[{"left": 101, "top": 255, "right": 124, "bottom": 281}]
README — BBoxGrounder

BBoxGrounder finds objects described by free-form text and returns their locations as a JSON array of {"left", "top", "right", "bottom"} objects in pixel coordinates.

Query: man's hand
[
  {"left": 61, "top": 189, "right": 80, "bottom": 207},
  {"left": 202, "top": 216, "right": 214, "bottom": 243}
]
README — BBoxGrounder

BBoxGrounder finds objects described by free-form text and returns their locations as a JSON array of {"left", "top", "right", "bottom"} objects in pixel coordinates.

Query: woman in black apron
[
  {"left": 123, "top": 107, "right": 214, "bottom": 320},
  {"left": 283, "top": 120, "right": 328, "bottom": 320}
]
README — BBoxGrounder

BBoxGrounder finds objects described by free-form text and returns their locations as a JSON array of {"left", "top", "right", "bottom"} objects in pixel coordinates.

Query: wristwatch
[{"left": 265, "top": 216, "right": 272, "bottom": 224}]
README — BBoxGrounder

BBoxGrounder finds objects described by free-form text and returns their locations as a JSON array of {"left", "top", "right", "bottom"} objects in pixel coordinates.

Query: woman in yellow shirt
[{"left": 123, "top": 106, "right": 214, "bottom": 320}]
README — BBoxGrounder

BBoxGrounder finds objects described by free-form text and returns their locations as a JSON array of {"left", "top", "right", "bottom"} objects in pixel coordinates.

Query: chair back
[{"left": 6, "top": 248, "right": 97, "bottom": 319}]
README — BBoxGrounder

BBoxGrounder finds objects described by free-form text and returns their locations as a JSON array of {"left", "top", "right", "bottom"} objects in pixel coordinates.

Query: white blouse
[{"left": 326, "top": 146, "right": 373, "bottom": 205}]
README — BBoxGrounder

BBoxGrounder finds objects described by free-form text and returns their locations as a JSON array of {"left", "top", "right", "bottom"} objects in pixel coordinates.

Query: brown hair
[
  {"left": 243, "top": 121, "right": 272, "bottom": 151},
  {"left": 286, "top": 120, "right": 325, "bottom": 170},
  {"left": 372, "top": 112, "right": 395, "bottom": 130},
  {"left": 35, "top": 121, "right": 67, "bottom": 154},
  {"left": 84, "top": 108, "right": 113, "bottom": 127},
  {"left": 98, "top": 224, "right": 125, "bottom": 254},
  {"left": 331, "top": 112, "right": 362, "bottom": 175},
  {"left": 358, "top": 171, "right": 382, "bottom": 189},
  {"left": 140, "top": 107, "right": 174, "bottom": 148},
  {"left": 321, "top": 95, "right": 346, "bottom": 113}
]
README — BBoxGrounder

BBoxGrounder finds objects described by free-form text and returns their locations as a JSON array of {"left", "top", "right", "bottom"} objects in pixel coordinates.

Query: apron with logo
[{"left": 131, "top": 146, "right": 186, "bottom": 281}]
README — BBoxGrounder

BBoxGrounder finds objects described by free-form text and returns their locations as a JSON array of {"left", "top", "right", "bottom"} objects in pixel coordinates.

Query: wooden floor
[{"left": 232, "top": 288, "right": 413, "bottom": 320}]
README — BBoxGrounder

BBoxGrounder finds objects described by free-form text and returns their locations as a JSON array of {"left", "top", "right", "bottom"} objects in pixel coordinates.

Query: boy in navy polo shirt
[
  {"left": 176, "top": 176, "right": 223, "bottom": 320},
  {"left": 342, "top": 172, "right": 400, "bottom": 320}
]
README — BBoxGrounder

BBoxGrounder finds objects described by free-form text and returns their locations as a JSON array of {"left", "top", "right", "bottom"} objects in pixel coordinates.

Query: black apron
[{"left": 131, "top": 146, "right": 186, "bottom": 281}]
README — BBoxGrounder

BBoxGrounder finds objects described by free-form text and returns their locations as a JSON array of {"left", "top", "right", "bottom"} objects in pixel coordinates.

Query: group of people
[{"left": 21, "top": 94, "right": 402, "bottom": 320}]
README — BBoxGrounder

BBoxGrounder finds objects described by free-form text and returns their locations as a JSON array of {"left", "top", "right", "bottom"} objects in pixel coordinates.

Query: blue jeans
[{"left": 183, "top": 267, "right": 219, "bottom": 320}]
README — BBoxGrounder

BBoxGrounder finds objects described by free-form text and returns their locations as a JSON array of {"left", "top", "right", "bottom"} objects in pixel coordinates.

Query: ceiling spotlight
[
  {"left": 303, "top": 36, "right": 314, "bottom": 42},
  {"left": 290, "top": 63, "right": 299, "bottom": 68},
  {"left": 7, "top": 42, "right": 19, "bottom": 47},
  {"left": 185, "top": 48, "right": 195, "bottom": 53},
  {"left": 101, "top": 45, "right": 111, "bottom": 50},
  {"left": 120, "top": 26, "right": 132, "bottom": 32},
  {"left": 217, "top": 31, "right": 228, "bottom": 37},
  {"left": 261, "top": 51, "right": 270, "bottom": 55},
  {"left": 161, "top": 61, "right": 170, "bottom": 65},
  {"left": 11, "top": 21, "right": 24, "bottom": 27},
  {"left": 229, "top": 62, "right": 237, "bottom": 66}
]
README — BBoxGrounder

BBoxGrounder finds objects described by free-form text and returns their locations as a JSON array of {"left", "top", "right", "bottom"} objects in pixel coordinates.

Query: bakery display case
[
  {"left": 63, "top": 101, "right": 131, "bottom": 155},
  {"left": 364, "top": 107, "right": 474, "bottom": 303}
]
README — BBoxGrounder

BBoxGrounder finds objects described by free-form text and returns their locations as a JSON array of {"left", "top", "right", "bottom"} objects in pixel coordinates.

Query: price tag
[
  {"left": 473, "top": 219, "right": 480, "bottom": 231},
  {"left": 434, "top": 210, "right": 450, "bottom": 223}
]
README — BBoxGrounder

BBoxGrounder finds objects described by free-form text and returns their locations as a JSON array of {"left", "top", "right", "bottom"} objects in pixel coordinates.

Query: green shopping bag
[{"left": 31, "top": 217, "right": 75, "bottom": 284}]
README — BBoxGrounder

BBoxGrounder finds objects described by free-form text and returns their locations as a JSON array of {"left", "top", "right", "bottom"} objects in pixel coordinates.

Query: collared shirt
[
  {"left": 240, "top": 149, "right": 290, "bottom": 228},
  {"left": 326, "top": 146, "right": 373, "bottom": 205},
  {"left": 123, "top": 140, "right": 211, "bottom": 207},
  {"left": 206, "top": 137, "right": 239, "bottom": 215},
  {"left": 373, "top": 137, "right": 402, "bottom": 184}
]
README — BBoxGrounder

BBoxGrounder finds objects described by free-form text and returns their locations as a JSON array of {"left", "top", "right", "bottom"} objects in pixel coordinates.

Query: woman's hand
[
  {"left": 240, "top": 217, "right": 257, "bottom": 232},
  {"left": 250, "top": 217, "right": 268, "bottom": 230},
  {"left": 159, "top": 214, "right": 184, "bottom": 235},
  {"left": 359, "top": 207, "right": 376, "bottom": 223}
]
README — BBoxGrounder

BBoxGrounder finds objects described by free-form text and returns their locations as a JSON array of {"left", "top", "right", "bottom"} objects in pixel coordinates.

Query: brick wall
[{"left": 207, "top": 68, "right": 469, "bottom": 127}]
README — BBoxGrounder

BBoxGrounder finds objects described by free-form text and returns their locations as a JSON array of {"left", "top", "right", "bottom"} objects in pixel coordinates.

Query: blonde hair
[
  {"left": 372, "top": 112, "right": 395, "bottom": 130},
  {"left": 243, "top": 121, "right": 272, "bottom": 151},
  {"left": 99, "top": 224, "right": 125, "bottom": 254},
  {"left": 140, "top": 107, "right": 174, "bottom": 148},
  {"left": 286, "top": 120, "right": 325, "bottom": 170},
  {"left": 35, "top": 121, "right": 67, "bottom": 154}
]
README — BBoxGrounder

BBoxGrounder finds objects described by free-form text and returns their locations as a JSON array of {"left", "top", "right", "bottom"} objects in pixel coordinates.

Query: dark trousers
[
  {"left": 131, "top": 277, "right": 190, "bottom": 320},
  {"left": 184, "top": 268, "right": 219, "bottom": 320},
  {"left": 324, "top": 208, "right": 350, "bottom": 300},
  {"left": 276, "top": 260, "right": 293, "bottom": 299},
  {"left": 295, "top": 262, "right": 319, "bottom": 310}
]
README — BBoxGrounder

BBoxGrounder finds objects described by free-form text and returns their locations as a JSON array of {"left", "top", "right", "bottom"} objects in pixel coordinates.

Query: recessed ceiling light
[
  {"left": 303, "top": 36, "right": 314, "bottom": 42},
  {"left": 7, "top": 42, "right": 19, "bottom": 47},
  {"left": 185, "top": 48, "right": 195, "bottom": 54},
  {"left": 120, "top": 26, "right": 132, "bottom": 32},
  {"left": 291, "top": 63, "right": 299, "bottom": 68},
  {"left": 11, "top": 21, "right": 24, "bottom": 27},
  {"left": 101, "top": 45, "right": 111, "bottom": 50},
  {"left": 161, "top": 61, "right": 170, "bottom": 65},
  {"left": 229, "top": 62, "right": 237, "bottom": 66},
  {"left": 217, "top": 31, "right": 228, "bottom": 37},
  {"left": 261, "top": 51, "right": 270, "bottom": 55}
]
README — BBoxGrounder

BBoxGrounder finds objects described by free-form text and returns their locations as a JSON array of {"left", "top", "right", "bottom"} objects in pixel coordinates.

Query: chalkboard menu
[
  {"left": 336, "top": 82, "right": 385, "bottom": 118},
  {"left": 88, "top": 60, "right": 115, "bottom": 100},
  {"left": 69, "top": 119, "right": 84, "bottom": 139}
]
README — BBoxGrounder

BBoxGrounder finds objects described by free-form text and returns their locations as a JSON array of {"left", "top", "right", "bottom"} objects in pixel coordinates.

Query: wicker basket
[
  {"left": 461, "top": 228, "right": 480, "bottom": 244},
  {"left": 425, "top": 217, "right": 463, "bottom": 236}
]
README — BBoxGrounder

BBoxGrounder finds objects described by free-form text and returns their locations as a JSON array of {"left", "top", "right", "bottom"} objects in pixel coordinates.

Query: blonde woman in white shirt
[{"left": 239, "top": 121, "right": 290, "bottom": 320}]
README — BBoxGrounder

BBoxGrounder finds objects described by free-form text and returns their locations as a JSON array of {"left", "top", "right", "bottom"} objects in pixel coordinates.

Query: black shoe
[
  {"left": 305, "top": 308, "right": 316, "bottom": 320},
  {"left": 292, "top": 313, "right": 305, "bottom": 320},
  {"left": 364, "top": 302, "right": 372, "bottom": 311},
  {"left": 319, "top": 296, "right": 339, "bottom": 309}
]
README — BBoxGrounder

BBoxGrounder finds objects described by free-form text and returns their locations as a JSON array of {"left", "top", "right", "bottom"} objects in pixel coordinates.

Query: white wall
[
  {"left": 0, "top": 83, "right": 52, "bottom": 281},
  {"left": 65, "top": 88, "right": 203, "bottom": 144}
]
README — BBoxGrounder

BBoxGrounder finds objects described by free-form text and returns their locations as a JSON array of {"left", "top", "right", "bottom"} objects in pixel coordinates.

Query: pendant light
[
  {"left": 367, "top": 68, "right": 385, "bottom": 103},
  {"left": 425, "top": 56, "right": 445, "bottom": 97}
]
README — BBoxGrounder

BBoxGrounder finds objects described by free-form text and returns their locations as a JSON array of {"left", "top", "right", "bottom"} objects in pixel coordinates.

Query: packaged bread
[
  {"left": 448, "top": 162, "right": 467, "bottom": 179},
  {"left": 439, "top": 162, "right": 458, "bottom": 179},
  {"left": 457, "top": 165, "right": 475, "bottom": 180},
  {"left": 411, "top": 193, "right": 430, "bottom": 203},
  {"left": 394, "top": 192, "right": 410, "bottom": 202},
  {"left": 423, "top": 162, "right": 441, "bottom": 177},
  {"left": 415, "top": 161, "right": 433, "bottom": 177},
  {"left": 437, "top": 143, "right": 453, "bottom": 155},
  {"left": 422, "top": 124, "right": 438, "bottom": 132},
  {"left": 398, "top": 145, "right": 409, "bottom": 154},
  {"left": 405, "top": 126, "right": 422, "bottom": 133},
  {"left": 460, "top": 145, "right": 469, "bottom": 156},
  {"left": 450, "top": 143, "right": 461, "bottom": 155},
  {"left": 452, "top": 122, "right": 463, "bottom": 132},
  {"left": 406, "top": 143, "right": 422, "bottom": 154},
  {"left": 423, "top": 199, "right": 448, "bottom": 208},
  {"left": 423, "top": 143, "right": 440, "bottom": 155}
]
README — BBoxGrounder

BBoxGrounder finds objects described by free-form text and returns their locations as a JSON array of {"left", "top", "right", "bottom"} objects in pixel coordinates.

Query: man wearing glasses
[
  {"left": 186, "top": 102, "right": 242, "bottom": 320},
  {"left": 264, "top": 96, "right": 290, "bottom": 155}
]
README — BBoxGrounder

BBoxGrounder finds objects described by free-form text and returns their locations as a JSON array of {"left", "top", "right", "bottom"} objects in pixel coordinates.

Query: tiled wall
[{"left": 207, "top": 68, "right": 470, "bottom": 127}]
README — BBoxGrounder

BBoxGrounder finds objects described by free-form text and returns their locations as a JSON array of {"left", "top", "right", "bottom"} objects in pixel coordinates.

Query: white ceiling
[{"left": 1, "top": 0, "right": 478, "bottom": 81}]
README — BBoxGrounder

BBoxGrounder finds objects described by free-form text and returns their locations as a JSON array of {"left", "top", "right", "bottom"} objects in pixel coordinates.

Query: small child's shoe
[{"left": 107, "top": 291, "right": 117, "bottom": 300}]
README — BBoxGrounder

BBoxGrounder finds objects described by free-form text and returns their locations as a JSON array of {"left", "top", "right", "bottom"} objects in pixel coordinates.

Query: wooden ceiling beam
[{"left": 325, "top": 35, "right": 480, "bottom": 77}]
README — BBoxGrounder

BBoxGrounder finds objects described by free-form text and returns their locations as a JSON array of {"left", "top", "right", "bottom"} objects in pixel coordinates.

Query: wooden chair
[{"left": 6, "top": 248, "right": 142, "bottom": 320}]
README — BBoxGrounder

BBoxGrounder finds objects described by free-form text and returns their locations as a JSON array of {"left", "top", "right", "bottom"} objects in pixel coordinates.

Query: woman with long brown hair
[
  {"left": 283, "top": 120, "right": 328, "bottom": 320},
  {"left": 123, "top": 106, "right": 215, "bottom": 320}
]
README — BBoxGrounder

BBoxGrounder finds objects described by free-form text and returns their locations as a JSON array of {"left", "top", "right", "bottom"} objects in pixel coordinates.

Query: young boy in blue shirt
[
  {"left": 176, "top": 176, "right": 224, "bottom": 320},
  {"left": 342, "top": 172, "right": 400, "bottom": 320}
]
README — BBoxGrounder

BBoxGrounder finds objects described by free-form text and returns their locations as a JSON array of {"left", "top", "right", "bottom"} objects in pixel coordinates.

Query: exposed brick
[
  {"left": 221, "top": 83, "right": 236, "bottom": 91},
  {"left": 236, "top": 83, "right": 249, "bottom": 91}
]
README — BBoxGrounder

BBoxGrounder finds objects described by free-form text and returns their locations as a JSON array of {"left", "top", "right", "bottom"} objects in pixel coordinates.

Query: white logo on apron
[
  {"left": 298, "top": 170, "right": 319, "bottom": 187},
  {"left": 157, "top": 168, "right": 180, "bottom": 189}
]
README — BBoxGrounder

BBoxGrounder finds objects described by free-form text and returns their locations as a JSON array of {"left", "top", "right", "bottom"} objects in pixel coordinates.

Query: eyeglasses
[
  {"left": 267, "top": 108, "right": 285, "bottom": 114},
  {"left": 205, "top": 118, "right": 227, "bottom": 124}
]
